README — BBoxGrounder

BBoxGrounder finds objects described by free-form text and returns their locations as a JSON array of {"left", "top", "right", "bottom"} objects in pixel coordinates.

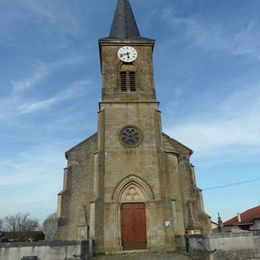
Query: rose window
[{"left": 120, "top": 127, "right": 142, "bottom": 147}]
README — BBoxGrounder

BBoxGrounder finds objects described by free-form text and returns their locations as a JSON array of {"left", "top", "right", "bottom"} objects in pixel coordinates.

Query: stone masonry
[{"left": 55, "top": 0, "right": 211, "bottom": 254}]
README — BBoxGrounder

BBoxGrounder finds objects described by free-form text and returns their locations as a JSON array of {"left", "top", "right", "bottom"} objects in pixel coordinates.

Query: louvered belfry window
[
  {"left": 120, "top": 64, "right": 136, "bottom": 92},
  {"left": 120, "top": 72, "right": 127, "bottom": 92},
  {"left": 129, "top": 72, "right": 136, "bottom": 92}
]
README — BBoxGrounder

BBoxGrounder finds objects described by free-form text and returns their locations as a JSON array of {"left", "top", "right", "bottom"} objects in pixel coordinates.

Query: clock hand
[{"left": 120, "top": 53, "right": 128, "bottom": 57}]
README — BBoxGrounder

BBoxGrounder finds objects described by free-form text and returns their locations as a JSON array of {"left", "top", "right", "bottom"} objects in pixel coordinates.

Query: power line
[{"left": 202, "top": 177, "right": 260, "bottom": 191}]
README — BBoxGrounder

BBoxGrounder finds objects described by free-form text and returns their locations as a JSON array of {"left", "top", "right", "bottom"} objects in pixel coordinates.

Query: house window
[{"left": 120, "top": 64, "right": 136, "bottom": 92}]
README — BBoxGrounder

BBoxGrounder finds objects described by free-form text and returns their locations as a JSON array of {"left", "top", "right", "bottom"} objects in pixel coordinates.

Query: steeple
[{"left": 109, "top": 0, "right": 140, "bottom": 40}]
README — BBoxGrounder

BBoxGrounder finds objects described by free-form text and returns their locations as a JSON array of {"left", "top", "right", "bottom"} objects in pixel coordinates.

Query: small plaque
[{"left": 165, "top": 221, "right": 171, "bottom": 227}]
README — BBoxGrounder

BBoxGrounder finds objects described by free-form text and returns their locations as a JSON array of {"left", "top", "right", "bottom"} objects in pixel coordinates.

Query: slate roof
[
  {"left": 101, "top": 0, "right": 154, "bottom": 41},
  {"left": 110, "top": 0, "right": 140, "bottom": 39},
  {"left": 224, "top": 205, "right": 260, "bottom": 226},
  {"left": 162, "top": 132, "right": 193, "bottom": 156}
]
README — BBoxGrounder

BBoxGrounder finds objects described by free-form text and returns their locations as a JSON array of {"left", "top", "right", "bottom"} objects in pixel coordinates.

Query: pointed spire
[{"left": 109, "top": 0, "right": 141, "bottom": 40}]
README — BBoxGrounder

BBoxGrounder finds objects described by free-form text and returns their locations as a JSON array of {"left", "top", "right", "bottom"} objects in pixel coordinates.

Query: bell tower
[
  {"left": 99, "top": 0, "right": 156, "bottom": 102},
  {"left": 95, "top": 0, "right": 168, "bottom": 252}
]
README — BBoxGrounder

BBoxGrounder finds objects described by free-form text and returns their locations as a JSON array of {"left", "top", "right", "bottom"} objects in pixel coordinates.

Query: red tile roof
[{"left": 224, "top": 205, "right": 260, "bottom": 226}]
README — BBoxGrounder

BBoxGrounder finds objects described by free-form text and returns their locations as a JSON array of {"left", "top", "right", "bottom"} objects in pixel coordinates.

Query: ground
[{"left": 90, "top": 252, "right": 193, "bottom": 260}]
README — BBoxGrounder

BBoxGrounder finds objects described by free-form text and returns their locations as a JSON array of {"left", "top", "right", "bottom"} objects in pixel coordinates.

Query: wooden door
[{"left": 121, "top": 203, "right": 147, "bottom": 250}]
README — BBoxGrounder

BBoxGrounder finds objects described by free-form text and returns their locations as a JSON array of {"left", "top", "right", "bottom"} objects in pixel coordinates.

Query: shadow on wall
[{"left": 21, "top": 257, "right": 40, "bottom": 260}]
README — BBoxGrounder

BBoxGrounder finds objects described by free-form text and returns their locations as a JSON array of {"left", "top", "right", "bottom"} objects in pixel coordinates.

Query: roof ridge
[
  {"left": 162, "top": 132, "right": 193, "bottom": 154},
  {"left": 224, "top": 205, "right": 260, "bottom": 225},
  {"left": 242, "top": 205, "right": 260, "bottom": 221},
  {"left": 65, "top": 132, "right": 98, "bottom": 158}
]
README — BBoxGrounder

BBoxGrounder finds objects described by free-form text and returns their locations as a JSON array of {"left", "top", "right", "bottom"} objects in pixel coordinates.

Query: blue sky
[{"left": 0, "top": 0, "right": 259, "bottom": 223}]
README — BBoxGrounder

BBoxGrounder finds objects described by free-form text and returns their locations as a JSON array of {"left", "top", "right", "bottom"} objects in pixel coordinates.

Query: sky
[{"left": 0, "top": 0, "right": 259, "bottom": 223}]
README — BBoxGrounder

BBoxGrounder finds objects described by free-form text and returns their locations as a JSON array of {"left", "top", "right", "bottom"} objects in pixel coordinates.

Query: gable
[
  {"left": 65, "top": 132, "right": 98, "bottom": 159},
  {"left": 162, "top": 132, "right": 193, "bottom": 158}
]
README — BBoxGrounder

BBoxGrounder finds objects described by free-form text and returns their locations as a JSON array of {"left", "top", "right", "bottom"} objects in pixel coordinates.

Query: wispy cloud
[
  {"left": 0, "top": 54, "right": 91, "bottom": 120},
  {"left": 0, "top": 142, "right": 66, "bottom": 219},
  {"left": 0, "top": 78, "right": 91, "bottom": 121},
  {"left": 161, "top": 7, "right": 260, "bottom": 159},
  {"left": 17, "top": 79, "right": 91, "bottom": 115},
  {"left": 22, "top": 0, "right": 82, "bottom": 36},
  {"left": 0, "top": 143, "right": 64, "bottom": 187},
  {"left": 166, "top": 79, "right": 260, "bottom": 158},
  {"left": 162, "top": 8, "right": 260, "bottom": 60},
  {"left": 22, "top": 0, "right": 59, "bottom": 21},
  {"left": 11, "top": 67, "right": 49, "bottom": 94},
  {"left": 0, "top": 0, "right": 83, "bottom": 41},
  {"left": 11, "top": 55, "right": 87, "bottom": 95},
  {"left": 170, "top": 118, "right": 260, "bottom": 156}
]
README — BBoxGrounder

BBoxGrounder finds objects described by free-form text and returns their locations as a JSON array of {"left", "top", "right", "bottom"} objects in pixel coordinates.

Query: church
[{"left": 55, "top": 0, "right": 210, "bottom": 253}]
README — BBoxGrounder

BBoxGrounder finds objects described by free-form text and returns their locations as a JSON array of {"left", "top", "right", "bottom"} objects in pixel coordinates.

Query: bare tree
[
  {"left": 42, "top": 213, "right": 57, "bottom": 241},
  {"left": 4, "top": 213, "right": 39, "bottom": 232},
  {"left": 0, "top": 218, "right": 3, "bottom": 231}
]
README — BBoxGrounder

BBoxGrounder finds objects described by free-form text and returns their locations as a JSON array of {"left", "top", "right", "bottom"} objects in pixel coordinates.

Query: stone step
[{"left": 90, "top": 252, "right": 193, "bottom": 260}]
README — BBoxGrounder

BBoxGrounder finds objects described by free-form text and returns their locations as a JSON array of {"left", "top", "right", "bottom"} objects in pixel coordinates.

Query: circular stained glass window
[{"left": 120, "top": 126, "right": 142, "bottom": 147}]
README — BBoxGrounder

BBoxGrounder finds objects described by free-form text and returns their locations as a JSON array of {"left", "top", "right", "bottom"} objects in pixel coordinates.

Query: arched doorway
[{"left": 112, "top": 175, "right": 154, "bottom": 250}]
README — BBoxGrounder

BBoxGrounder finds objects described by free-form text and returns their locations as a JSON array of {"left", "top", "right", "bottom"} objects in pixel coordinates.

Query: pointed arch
[{"left": 112, "top": 175, "right": 154, "bottom": 202}]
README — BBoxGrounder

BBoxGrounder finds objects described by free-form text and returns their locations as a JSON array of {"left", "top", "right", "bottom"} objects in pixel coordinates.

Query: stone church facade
[{"left": 55, "top": 0, "right": 210, "bottom": 253}]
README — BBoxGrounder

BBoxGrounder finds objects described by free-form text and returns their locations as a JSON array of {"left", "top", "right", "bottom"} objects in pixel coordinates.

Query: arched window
[{"left": 120, "top": 64, "right": 136, "bottom": 92}]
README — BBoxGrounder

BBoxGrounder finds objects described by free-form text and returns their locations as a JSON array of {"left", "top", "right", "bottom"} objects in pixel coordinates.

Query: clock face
[{"left": 118, "top": 46, "right": 138, "bottom": 63}]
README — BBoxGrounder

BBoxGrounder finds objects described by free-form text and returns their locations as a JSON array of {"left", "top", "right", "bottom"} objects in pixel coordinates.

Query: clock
[{"left": 118, "top": 46, "right": 138, "bottom": 63}]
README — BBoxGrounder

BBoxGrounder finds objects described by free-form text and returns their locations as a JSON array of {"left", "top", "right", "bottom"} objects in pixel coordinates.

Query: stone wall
[
  {"left": 55, "top": 134, "right": 98, "bottom": 241},
  {"left": 0, "top": 240, "right": 92, "bottom": 260},
  {"left": 177, "top": 231, "right": 260, "bottom": 260}
]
